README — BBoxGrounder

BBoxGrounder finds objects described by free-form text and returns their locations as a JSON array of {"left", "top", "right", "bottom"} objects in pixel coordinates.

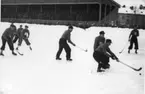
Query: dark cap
[
  {"left": 106, "top": 39, "right": 112, "bottom": 43},
  {"left": 68, "top": 25, "right": 73, "bottom": 29},
  {"left": 25, "top": 25, "right": 28, "bottom": 28},
  {"left": 134, "top": 25, "right": 138, "bottom": 29},
  {"left": 99, "top": 31, "right": 105, "bottom": 34},
  {"left": 10, "top": 24, "right": 15, "bottom": 27},
  {"left": 11, "top": 22, "right": 14, "bottom": 25}
]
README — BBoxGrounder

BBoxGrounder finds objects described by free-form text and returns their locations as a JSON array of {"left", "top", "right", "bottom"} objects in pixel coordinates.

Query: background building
[
  {"left": 118, "top": 13, "right": 145, "bottom": 29},
  {"left": 1, "top": 0, "right": 120, "bottom": 27},
  {"left": 117, "top": 0, "right": 145, "bottom": 29}
]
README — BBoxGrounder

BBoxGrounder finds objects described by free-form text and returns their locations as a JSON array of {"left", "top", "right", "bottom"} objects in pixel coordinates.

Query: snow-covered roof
[
  {"left": 114, "top": 0, "right": 145, "bottom": 15},
  {"left": 114, "top": 0, "right": 145, "bottom": 6},
  {"left": 119, "top": 7, "right": 145, "bottom": 15}
]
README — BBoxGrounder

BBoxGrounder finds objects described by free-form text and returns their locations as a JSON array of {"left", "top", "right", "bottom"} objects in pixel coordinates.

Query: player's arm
[
  {"left": 137, "top": 30, "right": 139, "bottom": 37},
  {"left": 93, "top": 37, "right": 98, "bottom": 51},
  {"left": 27, "top": 30, "right": 30, "bottom": 38},
  {"left": 11, "top": 29, "right": 17, "bottom": 40},
  {"left": 67, "top": 34, "right": 75, "bottom": 46},
  {"left": 129, "top": 31, "right": 133, "bottom": 41},
  {"left": 107, "top": 48, "right": 119, "bottom": 61},
  {"left": 102, "top": 47, "right": 112, "bottom": 57}
]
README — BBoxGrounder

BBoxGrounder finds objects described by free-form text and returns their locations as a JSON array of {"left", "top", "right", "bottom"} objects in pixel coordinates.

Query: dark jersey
[
  {"left": 2, "top": 28, "right": 16, "bottom": 40},
  {"left": 61, "top": 30, "right": 75, "bottom": 45},
  {"left": 94, "top": 36, "right": 105, "bottom": 51},
  {"left": 61, "top": 30, "right": 71, "bottom": 40},
  {"left": 95, "top": 43, "right": 117, "bottom": 58},
  {"left": 129, "top": 29, "right": 139, "bottom": 40},
  {"left": 22, "top": 29, "right": 30, "bottom": 38},
  {"left": 14, "top": 25, "right": 17, "bottom": 31},
  {"left": 16, "top": 28, "right": 23, "bottom": 37}
]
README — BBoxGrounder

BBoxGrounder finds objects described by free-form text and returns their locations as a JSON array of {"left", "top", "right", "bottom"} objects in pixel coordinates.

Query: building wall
[
  {"left": 1, "top": 4, "right": 117, "bottom": 21},
  {"left": 1, "top": 0, "right": 102, "bottom": 4},
  {"left": 98, "top": 6, "right": 118, "bottom": 26},
  {"left": 118, "top": 13, "right": 145, "bottom": 29},
  {"left": 1, "top": 0, "right": 120, "bottom": 28},
  {"left": 1, "top": 4, "right": 101, "bottom": 21}
]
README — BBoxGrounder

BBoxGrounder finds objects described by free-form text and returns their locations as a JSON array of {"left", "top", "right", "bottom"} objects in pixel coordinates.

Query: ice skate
[
  {"left": 12, "top": 51, "right": 17, "bottom": 56},
  {"left": 56, "top": 57, "right": 62, "bottom": 60},
  {"left": 97, "top": 68, "right": 105, "bottom": 72},
  {"left": 135, "top": 50, "right": 138, "bottom": 54},
  {"left": 128, "top": 49, "right": 130, "bottom": 53},
  {"left": 102, "top": 64, "right": 110, "bottom": 69},
  {"left": 0, "top": 52, "right": 4, "bottom": 56},
  {"left": 67, "top": 58, "right": 73, "bottom": 61},
  {"left": 16, "top": 47, "right": 19, "bottom": 50}
]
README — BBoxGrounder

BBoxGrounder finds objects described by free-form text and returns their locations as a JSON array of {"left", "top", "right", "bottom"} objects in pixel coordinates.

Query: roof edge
[{"left": 110, "top": 0, "right": 121, "bottom": 8}]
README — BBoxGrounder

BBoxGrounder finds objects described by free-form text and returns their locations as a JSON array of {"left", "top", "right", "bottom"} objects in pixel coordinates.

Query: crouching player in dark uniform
[
  {"left": 56, "top": 25, "right": 76, "bottom": 61},
  {"left": 0, "top": 24, "right": 17, "bottom": 56},
  {"left": 16, "top": 25, "right": 32, "bottom": 50},
  {"left": 128, "top": 26, "right": 139, "bottom": 54},
  {"left": 93, "top": 39, "right": 119, "bottom": 72}
]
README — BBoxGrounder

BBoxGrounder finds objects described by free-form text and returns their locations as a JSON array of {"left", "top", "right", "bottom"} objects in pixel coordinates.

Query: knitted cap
[{"left": 99, "top": 31, "right": 105, "bottom": 34}]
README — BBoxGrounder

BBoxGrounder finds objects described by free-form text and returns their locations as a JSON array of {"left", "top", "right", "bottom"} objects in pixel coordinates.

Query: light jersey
[{"left": 61, "top": 30, "right": 71, "bottom": 40}]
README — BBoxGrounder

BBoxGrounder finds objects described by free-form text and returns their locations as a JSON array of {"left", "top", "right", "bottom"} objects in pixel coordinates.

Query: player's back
[{"left": 61, "top": 30, "right": 70, "bottom": 40}]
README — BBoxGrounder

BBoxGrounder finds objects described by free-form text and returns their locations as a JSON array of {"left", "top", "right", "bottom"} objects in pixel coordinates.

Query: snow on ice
[{"left": 0, "top": 22, "right": 144, "bottom": 94}]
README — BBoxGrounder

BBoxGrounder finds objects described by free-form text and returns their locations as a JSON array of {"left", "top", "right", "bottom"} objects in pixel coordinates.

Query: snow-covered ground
[{"left": 0, "top": 22, "right": 144, "bottom": 94}]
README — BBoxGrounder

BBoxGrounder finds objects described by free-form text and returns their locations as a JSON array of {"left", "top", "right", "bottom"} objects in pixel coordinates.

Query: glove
[
  {"left": 73, "top": 44, "right": 76, "bottom": 46},
  {"left": 111, "top": 56, "right": 116, "bottom": 60},
  {"left": 116, "top": 58, "right": 120, "bottom": 62}
]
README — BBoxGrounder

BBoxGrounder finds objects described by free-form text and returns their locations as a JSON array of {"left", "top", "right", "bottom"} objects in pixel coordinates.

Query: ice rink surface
[{"left": 0, "top": 22, "right": 144, "bottom": 94}]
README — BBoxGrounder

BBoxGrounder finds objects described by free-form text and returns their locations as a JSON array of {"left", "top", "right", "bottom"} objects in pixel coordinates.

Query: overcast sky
[{"left": 115, "top": 0, "right": 145, "bottom": 6}]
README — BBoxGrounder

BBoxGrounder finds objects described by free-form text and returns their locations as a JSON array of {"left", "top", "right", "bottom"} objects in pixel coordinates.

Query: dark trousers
[
  {"left": 56, "top": 38, "right": 71, "bottom": 59},
  {"left": 93, "top": 51, "right": 109, "bottom": 69},
  {"left": 128, "top": 38, "right": 138, "bottom": 50},
  {"left": 18, "top": 37, "right": 31, "bottom": 46},
  {"left": 1, "top": 36, "right": 14, "bottom": 51}
]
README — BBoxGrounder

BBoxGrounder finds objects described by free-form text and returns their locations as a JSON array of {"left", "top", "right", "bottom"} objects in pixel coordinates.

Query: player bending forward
[
  {"left": 93, "top": 39, "right": 119, "bottom": 72},
  {"left": 0, "top": 24, "right": 17, "bottom": 56}
]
